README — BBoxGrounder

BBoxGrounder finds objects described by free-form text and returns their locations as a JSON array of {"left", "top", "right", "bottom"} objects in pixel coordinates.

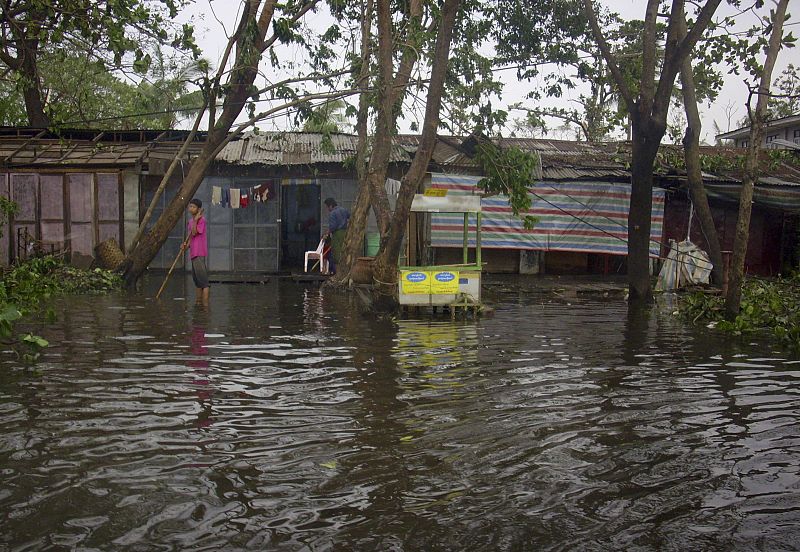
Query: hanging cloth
[
  {"left": 211, "top": 186, "right": 222, "bottom": 206},
  {"left": 221, "top": 187, "right": 230, "bottom": 208},
  {"left": 230, "top": 188, "right": 241, "bottom": 209},
  {"left": 260, "top": 181, "right": 274, "bottom": 202},
  {"left": 240, "top": 190, "right": 249, "bottom": 208}
]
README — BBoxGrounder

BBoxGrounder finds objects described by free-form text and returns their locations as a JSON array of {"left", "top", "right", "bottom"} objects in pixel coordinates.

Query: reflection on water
[{"left": 1, "top": 277, "right": 799, "bottom": 550}]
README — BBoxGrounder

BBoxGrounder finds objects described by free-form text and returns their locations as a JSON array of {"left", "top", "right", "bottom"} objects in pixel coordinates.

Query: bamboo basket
[
  {"left": 94, "top": 238, "right": 125, "bottom": 271},
  {"left": 351, "top": 256, "right": 374, "bottom": 285}
]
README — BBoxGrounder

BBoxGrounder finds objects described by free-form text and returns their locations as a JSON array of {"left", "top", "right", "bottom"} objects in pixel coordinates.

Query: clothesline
[{"left": 211, "top": 181, "right": 275, "bottom": 209}]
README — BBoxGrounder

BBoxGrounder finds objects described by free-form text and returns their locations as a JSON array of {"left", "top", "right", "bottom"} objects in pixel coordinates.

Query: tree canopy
[{"left": 0, "top": 0, "right": 199, "bottom": 126}]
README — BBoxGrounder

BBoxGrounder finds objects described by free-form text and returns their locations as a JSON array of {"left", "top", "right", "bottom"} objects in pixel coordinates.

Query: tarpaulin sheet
[
  {"left": 704, "top": 182, "right": 800, "bottom": 212},
  {"left": 655, "top": 240, "right": 713, "bottom": 291},
  {"left": 429, "top": 173, "right": 665, "bottom": 256}
]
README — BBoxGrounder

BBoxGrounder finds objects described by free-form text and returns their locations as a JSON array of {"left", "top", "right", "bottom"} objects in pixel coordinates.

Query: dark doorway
[{"left": 281, "top": 184, "right": 321, "bottom": 269}]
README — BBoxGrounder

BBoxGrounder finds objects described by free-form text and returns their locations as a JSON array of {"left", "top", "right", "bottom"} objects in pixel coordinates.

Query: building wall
[
  {"left": 663, "top": 193, "right": 786, "bottom": 276},
  {"left": 143, "top": 173, "right": 281, "bottom": 272},
  {"left": 734, "top": 122, "right": 800, "bottom": 149},
  {"left": 0, "top": 171, "right": 126, "bottom": 266},
  {"left": 143, "top": 168, "right": 364, "bottom": 273}
]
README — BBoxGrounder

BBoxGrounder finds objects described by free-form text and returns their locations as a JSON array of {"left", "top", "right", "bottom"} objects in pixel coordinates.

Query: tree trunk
[
  {"left": 627, "top": 115, "right": 662, "bottom": 304},
  {"left": 678, "top": 15, "right": 724, "bottom": 286},
  {"left": 725, "top": 0, "right": 789, "bottom": 317},
  {"left": 20, "top": 40, "right": 49, "bottom": 127},
  {"left": 371, "top": 0, "right": 461, "bottom": 309},
  {"left": 330, "top": 0, "right": 374, "bottom": 284}
]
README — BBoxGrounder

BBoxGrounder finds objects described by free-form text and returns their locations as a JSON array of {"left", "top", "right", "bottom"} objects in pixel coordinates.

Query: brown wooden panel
[
  {"left": 70, "top": 223, "right": 93, "bottom": 256},
  {"left": 68, "top": 173, "right": 93, "bottom": 223},
  {"left": 41, "top": 221, "right": 65, "bottom": 244},
  {"left": 40, "top": 174, "right": 65, "bottom": 220},
  {"left": 97, "top": 173, "right": 120, "bottom": 220},
  {"left": 11, "top": 174, "right": 37, "bottom": 221},
  {"left": 98, "top": 222, "right": 119, "bottom": 243}
]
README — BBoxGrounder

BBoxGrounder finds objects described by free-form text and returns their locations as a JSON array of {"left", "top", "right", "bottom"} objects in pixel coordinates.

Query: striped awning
[
  {"left": 704, "top": 182, "right": 800, "bottom": 212},
  {"left": 429, "top": 173, "right": 664, "bottom": 257}
]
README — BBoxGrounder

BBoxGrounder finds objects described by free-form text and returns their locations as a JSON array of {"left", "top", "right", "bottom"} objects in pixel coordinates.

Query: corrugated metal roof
[
  {"left": 216, "top": 132, "right": 410, "bottom": 165},
  {"left": 2, "top": 128, "right": 798, "bottom": 190}
]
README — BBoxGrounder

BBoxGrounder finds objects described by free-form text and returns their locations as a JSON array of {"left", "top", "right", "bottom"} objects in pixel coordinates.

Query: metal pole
[
  {"left": 463, "top": 212, "right": 469, "bottom": 264},
  {"left": 476, "top": 211, "right": 482, "bottom": 268}
]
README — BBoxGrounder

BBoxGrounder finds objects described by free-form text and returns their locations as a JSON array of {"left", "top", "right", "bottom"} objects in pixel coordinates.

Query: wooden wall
[{"left": 0, "top": 171, "right": 126, "bottom": 265}]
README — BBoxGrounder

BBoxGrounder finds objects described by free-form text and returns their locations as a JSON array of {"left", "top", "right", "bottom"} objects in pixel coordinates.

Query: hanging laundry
[
  {"left": 211, "top": 186, "right": 222, "bottom": 206},
  {"left": 230, "top": 188, "right": 241, "bottom": 209},
  {"left": 261, "top": 185, "right": 268, "bottom": 201},
  {"left": 240, "top": 190, "right": 249, "bottom": 209},
  {"left": 221, "top": 187, "right": 230, "bottom": 208},
  {"left": 259, "top": 181, "right": 274, "bottom": 202}
]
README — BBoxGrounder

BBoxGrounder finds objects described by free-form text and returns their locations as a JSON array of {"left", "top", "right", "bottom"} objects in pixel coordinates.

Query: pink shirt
[{"left": 188, "top": 216, "right": 207, "bottom": 259}]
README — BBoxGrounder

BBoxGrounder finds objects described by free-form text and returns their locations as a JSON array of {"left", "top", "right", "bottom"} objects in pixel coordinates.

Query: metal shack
[{"left": 399, "top": 193, "right": 483, "bottom": 310}]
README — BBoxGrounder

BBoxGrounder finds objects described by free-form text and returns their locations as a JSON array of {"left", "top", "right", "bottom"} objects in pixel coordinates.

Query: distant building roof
[{"left": 716, "top": 114, "right": 800, "bottom": 141}]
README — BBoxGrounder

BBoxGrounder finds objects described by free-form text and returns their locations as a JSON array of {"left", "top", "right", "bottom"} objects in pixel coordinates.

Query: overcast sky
[{"left": 177, "top": 0, "right": 795, "bottom": 144}]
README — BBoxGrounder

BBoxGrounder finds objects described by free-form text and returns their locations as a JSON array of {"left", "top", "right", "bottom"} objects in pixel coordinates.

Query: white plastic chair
[{"left": 304, "top": 238, "right": 329, "bottom": 273}]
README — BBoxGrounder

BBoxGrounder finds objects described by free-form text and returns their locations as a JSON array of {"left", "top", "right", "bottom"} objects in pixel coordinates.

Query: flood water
[{"left": 1, "top": 276, "right": 799, "bottom": 551}]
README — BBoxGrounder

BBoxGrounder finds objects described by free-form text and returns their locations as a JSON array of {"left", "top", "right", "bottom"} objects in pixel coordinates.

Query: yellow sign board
[
  {"left": 423, "top": 187, "right": 448, "bottom": 197},
  {"left": 430, "top": 271, "right": 460, "bottom": 294},
  {"left": 401, "top": 270, "right": 461, "bottom": 294},
  {"left": 401, "top": 271, "right": 431, "bottom": 294}
]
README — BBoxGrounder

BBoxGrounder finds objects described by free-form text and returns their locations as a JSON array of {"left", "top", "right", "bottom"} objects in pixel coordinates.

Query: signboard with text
[
  {"left": 401, "top": 271, "right": 431, "bottom": 294},
  {"left": 430, "top": 271, "right": 459, "bottom": 294}
]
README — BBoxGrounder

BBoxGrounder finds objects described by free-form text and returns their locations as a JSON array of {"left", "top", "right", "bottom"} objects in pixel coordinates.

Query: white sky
[{"left": 176, "top": 0, "right": 796, "bottom": 144}]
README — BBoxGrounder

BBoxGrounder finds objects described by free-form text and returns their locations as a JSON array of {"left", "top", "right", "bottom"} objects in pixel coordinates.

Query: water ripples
[{"left": 0, "top": 282, "right": 799, "bottom": 550}]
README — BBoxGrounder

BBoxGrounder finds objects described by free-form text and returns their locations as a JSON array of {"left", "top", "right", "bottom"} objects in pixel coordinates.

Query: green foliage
[
  {"left": 0, "top": 198, "right": 18, "bottom": 240},
  {"left": 0, "top": 256, "right": 121, "bottom": 360},
  {"left": 680, "top": 275, "right": 800, "bottom": 347},
  {"left": 498, "top": 5, "right": 724, "bottom": 142},
  {"left": 301, "top": 99, "right": 351, "bottom": 134},
  {"left": 766, "top": 148, "right": 800, "bottom": 169},
  {"left": 656, "top": 147, "right": 746, "bottom": 173},
  {"left": 768, "top": 64, "right": 800, "bottom": 118},
  {"left": 0, "top": 46, "right": 207, "bottom": 128},
  {"left": 474, "top": 141, "right": 540, "bottom": 229},
  {"left": 0, "top": 0, "right": 200, "bottom": 125}
]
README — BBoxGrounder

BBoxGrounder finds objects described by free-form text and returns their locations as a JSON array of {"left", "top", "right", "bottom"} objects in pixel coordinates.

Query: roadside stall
[{"left": 399, "top": 193, "right": 485, "bottom": 315}]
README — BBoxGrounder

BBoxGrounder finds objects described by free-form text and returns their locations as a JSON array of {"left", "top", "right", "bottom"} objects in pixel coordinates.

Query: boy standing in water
[{"left": 183, "top": 198, "right": 209, "bottom": 305}]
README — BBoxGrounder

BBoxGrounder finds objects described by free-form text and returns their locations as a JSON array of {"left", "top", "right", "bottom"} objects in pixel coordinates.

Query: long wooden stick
[{"left": 156, "top": 238, "right": 190, "bottom": 299}]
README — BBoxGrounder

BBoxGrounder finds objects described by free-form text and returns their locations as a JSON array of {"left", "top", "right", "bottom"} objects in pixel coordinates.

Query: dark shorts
[{"left": 191, "top": 256, "right": 209, "bottom": 289}]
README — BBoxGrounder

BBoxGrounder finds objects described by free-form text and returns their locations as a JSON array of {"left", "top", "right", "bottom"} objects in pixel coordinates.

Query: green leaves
[
  {"left": 1, "top": 0, "right": 199, "bottom": 126},
  {"left": 680, "top": 275, "right": 800, "bottom": 347},
  {"left": 22, "top": 334, "right": 49, "bottom": 348},
  {"left": 0, "top": 255, "right": 121, "bottom": 359},
  {"left": 474, "top": 140, "right": 541, "bottom": 230},
  {"left": 0, "top": 306, "right": 22, "bottom": 323}
]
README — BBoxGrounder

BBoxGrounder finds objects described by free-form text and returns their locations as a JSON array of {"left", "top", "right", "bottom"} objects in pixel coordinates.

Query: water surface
[{"left": 1, "top": 277, "right": 799, "bottom": 550}]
